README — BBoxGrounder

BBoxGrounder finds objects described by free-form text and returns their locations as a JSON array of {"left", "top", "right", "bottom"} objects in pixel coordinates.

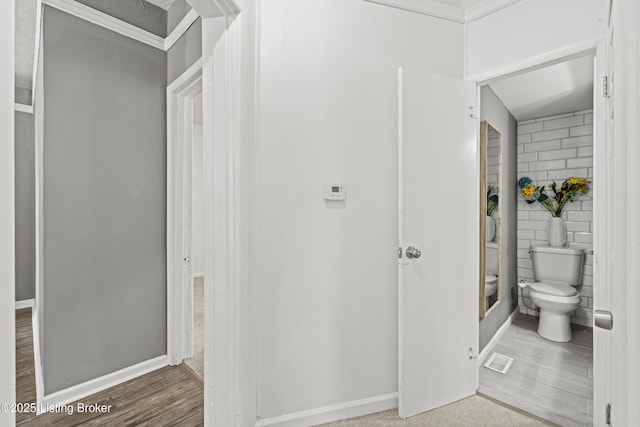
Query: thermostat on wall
[{"left": 324, "top": 184, "right": 346, "bottom": 200}]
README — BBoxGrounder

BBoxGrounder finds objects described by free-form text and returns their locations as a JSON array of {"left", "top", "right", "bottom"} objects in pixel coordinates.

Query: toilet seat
[
  {"left": 485, "top": 274, "right": 497, "bottom": 284},
  {"left": 530, "top": 281, "right": 577, "bottom": 297}
]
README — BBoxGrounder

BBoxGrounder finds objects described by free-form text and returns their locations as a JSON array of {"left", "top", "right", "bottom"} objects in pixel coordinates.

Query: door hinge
[
  {"left": 467, "top": 106, "right": 477, "bottom": 118},
  {"left": 468, "top": 347, "right": 477, "bottom": 360},
  {"left": 603, "top": 76, "right": 610, "bottom": 98},
  {"left": 398, "top": 247, "right": 403, "bottom": 259},
  {"left": 605, "top": 403, "right": 612, "bottom": 425}
]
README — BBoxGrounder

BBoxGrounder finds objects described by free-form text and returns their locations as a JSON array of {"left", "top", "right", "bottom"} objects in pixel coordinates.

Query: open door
[{"left": 398, "top": 67, "right": 479, "bottom": 418}]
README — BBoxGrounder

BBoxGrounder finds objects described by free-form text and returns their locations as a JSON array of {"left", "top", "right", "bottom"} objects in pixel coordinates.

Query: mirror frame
[{"left": 479, "top": 121, "right": 502, "bottom": 319}]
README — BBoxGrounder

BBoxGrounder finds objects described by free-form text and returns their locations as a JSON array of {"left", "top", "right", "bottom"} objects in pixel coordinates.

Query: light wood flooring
[
  {"left": 15, "top": 308, "right": 204, "bottom": 426},
  {"left": 478, "top": 313, "right": 593, "bottom": 427}
]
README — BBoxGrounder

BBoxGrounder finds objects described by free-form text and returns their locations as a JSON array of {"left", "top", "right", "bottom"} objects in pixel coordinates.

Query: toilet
[
  {"left": 485, "top": 242, "right": 499, "bottom": 302},
  {"left": 525, "top": 246, "right": 584, "bottom": 342}
]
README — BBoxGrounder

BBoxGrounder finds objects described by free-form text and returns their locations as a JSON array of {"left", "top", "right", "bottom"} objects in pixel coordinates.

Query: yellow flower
[
  {"left": 569, "top": 177, "right": 585, "bottom": 185},
  {"left": 522, "top": 183, "right": 536, "bottom": 198}
]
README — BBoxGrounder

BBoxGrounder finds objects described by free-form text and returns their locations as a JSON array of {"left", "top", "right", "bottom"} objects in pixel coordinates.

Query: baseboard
[
  {"left": 478, "top": 309, "right": 518, "bottom": 365},
  {"left": 40, "top": 355, "right": 168, "bottom": 413},
  {"left": 255, "top": 393, "right": 398, "bottom": 427},
  {"left": 31, "top": 306, "right": 44, "bottom": 411},
  {"left": 15, "top": 299, "right": 35, "bottom": 309}
]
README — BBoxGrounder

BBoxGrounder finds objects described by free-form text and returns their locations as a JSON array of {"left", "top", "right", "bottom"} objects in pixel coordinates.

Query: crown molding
[
  {"left": 364, "top": 0, "right": 465, "bottom": 23},
  {"left": 364, "top": 0, "right": 524, "bottom": 24},
  {"left": 14, "top": 103, "right": 34, "bottom": 114},
  {"left": 42, "top": 0, "right": 165, "bottom": 50},
  {"left": 165, "top": 8, "right": 199, "bottom": 51},
  {"left": 465, "top": 0, "right": 523, "bottom": 23}
]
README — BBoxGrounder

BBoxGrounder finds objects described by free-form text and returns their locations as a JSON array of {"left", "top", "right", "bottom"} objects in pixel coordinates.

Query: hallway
[{"left": 15, "top": 309, "right": 204, "bottom": 426}]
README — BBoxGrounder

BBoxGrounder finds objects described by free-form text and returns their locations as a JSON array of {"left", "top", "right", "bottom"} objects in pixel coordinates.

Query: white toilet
[
  {"left": 485, "top": 242, "right": 499, "bottom": 302},
  {"left": 526, "top": 246, "right": 584, "bottom": 342}
]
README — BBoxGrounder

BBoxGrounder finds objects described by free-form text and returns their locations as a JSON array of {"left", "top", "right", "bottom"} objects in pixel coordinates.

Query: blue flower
[{"left": 518, "top": 176, "right": 532, "bottom": 189}]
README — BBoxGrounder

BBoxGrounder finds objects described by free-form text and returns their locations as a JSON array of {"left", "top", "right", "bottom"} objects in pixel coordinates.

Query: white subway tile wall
[{"left": 516, "top": 110, "right": 594, "bottom": 327}]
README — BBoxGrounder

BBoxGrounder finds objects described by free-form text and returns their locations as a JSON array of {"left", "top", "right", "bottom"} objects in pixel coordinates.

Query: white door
[{"left": 398, "top": 67, "right": 479, "bottom": 418}]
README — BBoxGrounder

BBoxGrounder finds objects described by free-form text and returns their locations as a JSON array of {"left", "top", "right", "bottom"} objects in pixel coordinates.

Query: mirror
[{"left": 480, "top": 121, "right": 502, "bottom": 318}]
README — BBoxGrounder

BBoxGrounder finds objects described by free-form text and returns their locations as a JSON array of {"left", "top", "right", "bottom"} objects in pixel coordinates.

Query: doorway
[
  {"left": 476, "top": 53, "right": 599, "bottom": 426},
  {"left": 166, "top": 60, "right": 204, "bottom": 371}
]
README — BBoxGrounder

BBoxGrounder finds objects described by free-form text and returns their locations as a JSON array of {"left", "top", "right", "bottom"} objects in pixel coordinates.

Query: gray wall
[
  {"left": 479, "top": 85, "right": 518, "bottom": 351},
  {"left": 15, "top": 111, "right": 35, "bottom": 301},
  {"left": 75, "top": 0, "right": 167, "bottom": 37},
  {"left": 15, "top": 87, "right": 31, "bottom": 105},
  {"left": 167, "top": 18, "right": 201, "bottom": 84},
  {"left": 42, "top": 6, "right": 167, "bottom": 394},
  {"left": 167, "top": 0, "right": 191, "bottom": 34}
]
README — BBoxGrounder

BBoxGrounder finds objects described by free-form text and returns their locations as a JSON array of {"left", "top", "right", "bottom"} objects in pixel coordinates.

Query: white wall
[
  {"left": 516, "top": 110, "right": 594, "bottom": 326},
  {"left": 466, "top": 0, "right": 607, "bottom": 80},
  {"left": 256, "top": 0, "right": 464, "bottom": 420},
  {"left": 0, "top": 0, "right": 16, "bottom": 423},
  {"left": 191, "top": 121, "right": 205, "bottom": 277}
]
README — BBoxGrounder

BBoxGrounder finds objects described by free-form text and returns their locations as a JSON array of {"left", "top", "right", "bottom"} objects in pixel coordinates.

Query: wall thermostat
[{"left": 324, "top": 184, "right": 346, "bottom": 200}]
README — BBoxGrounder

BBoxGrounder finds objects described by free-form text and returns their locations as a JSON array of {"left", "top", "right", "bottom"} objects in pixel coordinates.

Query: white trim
[
  {"left": 465, "top": 36, "right": 603, "bottom": 83},
  {"left": 14, "top": 103, "right": 33, "bottom": 114},
  {"left": 167, "top": 59, "right": 203, "bottom": 93},
  {"left": 40, "top": 355, "right": 168, "bottom": 413},
  {"left": 167, "top": 59, "right": 203, "bottom": 366},
  {"left": 165, "top": 8, "right": 199, "bottom": 51},
  {"left": 193, "top": 272, "right": 205, "bottom": 278},
  {"left": 31, "top": 306, "right": 44, "bottom": 413},
  {"left": 464, "top": 0, "right": 523, "bottom": 23},
  {"left": 364, "top": 0, "right": 465, "bottom": 23},
  {"left": 478, "top": 309, "right": 518, "bottom": 365},
  {"left": 15, "top": 299, "right": 35, "bottom": 309},
  {"left": 42, "top": 0, "right": 165, "bottom": 50},
  {"left": 255, "top": 393, "right": 399, "bottom": 427},
  {"left": 187, "top": 0, "right": 242, "bottom": 18},
  {"left": 31, "top": 0, "right": 43, "bottom": 107}
]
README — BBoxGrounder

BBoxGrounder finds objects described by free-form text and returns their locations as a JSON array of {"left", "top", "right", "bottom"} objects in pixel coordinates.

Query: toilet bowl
[
  {"left": 529, "top": 281, "right": 581, "bottom": 342},
  {"left": 526, "top": 246, "right": 585, "bottom": 342}
]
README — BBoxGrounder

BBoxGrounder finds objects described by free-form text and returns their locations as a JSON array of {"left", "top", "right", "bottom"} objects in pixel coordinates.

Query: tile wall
[{"left": 516, "top": 109, "right": 594, "bottom": 326}]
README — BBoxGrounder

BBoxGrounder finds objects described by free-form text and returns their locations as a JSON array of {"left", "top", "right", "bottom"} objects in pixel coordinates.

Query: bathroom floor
[{"left": 478, "top": 313, "right": 593, "bottom": 427}]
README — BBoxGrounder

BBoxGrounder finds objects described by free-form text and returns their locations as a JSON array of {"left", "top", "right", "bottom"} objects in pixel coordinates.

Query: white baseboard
[
  {"left": 15, "top": 299, "right": 35, "bottom": 309},
  {"left": 478, "top": 309, "right": 518, "bottom": 365},
  {"left": 255, "top": 393, "right": 398, "bottom": 427},
  {"left": 31, "top": 306, "right": 44, "bottom": 412},
  {"left": 40, "top": 355, "right": 168, "bottom": 413}
]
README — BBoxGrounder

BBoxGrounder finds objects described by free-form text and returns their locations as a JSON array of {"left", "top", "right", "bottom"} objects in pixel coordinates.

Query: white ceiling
[
  {"left": 489, "top": 55, "right": 594, "bottom": 121},
  {"left": 145, "top": 0, "right": 176, "bottom": 10}
]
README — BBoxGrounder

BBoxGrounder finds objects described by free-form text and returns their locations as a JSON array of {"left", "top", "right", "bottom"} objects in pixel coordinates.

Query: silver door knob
[{"left": 406, "top": 246, "right": 421, "bottom": 259}]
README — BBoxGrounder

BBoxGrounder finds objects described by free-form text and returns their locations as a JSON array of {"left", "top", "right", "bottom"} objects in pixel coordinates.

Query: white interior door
[{"left": 398, "top": 67, "right": 479, "bottom": 418}]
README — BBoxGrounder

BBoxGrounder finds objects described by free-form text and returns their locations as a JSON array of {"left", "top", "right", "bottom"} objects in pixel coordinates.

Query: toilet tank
[{"left": 531, "top": 246, "right": 584, "bottom": 285}]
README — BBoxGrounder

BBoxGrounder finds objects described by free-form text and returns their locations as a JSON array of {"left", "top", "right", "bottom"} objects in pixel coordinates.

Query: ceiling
[
  {"left": 489, "top": 55, "right": 594, "bottom": 121},
  {"left": 145, "top": 0, "right": 176, "bottom": 10}
]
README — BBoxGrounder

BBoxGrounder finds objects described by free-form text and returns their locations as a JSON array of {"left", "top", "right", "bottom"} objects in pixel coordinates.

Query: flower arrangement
[
  {"left": 487, "top": 186, "right": 498, "bottom": 216},
  {"left": 518, "top": 176, "right": 588, "bottom": 217}
]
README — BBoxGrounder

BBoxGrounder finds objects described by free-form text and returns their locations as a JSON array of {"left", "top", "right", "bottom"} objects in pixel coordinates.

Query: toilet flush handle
[{"left": 406, "top": 246, "right": 422, "bottom": 259}]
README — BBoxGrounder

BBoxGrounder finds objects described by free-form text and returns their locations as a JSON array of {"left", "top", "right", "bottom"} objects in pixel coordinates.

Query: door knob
[{"left": 406, "top": 246, "right": 421, "bottom": 259}]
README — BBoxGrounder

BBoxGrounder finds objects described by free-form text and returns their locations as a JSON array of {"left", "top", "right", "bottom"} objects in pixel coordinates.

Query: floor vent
[{"left": 484, "top": 353, "right": 514, "bottom": 374}]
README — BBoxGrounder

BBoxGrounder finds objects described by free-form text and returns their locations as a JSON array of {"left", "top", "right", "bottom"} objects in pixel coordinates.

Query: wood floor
[
  {"left": 478, "top": 313, "right": 593, "bottom": 427},
  {"left": 15, "top": 308, "right": 204, "bottom": 426}
]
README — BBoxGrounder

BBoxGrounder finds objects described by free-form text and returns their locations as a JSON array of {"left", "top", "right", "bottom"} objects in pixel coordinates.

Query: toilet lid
[
  {"left": 530, "top": 281, "right": 578, "bottom": 297},
  {"left": 485, "top": 275, "right": 497, "bottom": 284}
]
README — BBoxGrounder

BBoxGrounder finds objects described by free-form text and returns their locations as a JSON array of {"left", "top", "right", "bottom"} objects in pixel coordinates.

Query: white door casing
[
  {"left": 167, "top": 60, "right": 203, "bottom": 366},
  {"left": 398, "top": 67, "right": 479, "bottom": 418}
]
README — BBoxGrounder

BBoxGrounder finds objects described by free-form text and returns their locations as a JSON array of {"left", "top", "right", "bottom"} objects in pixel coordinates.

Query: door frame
[
  {"left": 167, "top": 59, "right": 203, "bottom": 366},
  {"left": 469, "top": 39, "right": 610, "bottom": 420}
]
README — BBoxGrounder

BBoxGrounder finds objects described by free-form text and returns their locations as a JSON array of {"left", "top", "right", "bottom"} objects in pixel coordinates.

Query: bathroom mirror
[{"left": 480, "top": 121, "right": 502, "bottom": 318}]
